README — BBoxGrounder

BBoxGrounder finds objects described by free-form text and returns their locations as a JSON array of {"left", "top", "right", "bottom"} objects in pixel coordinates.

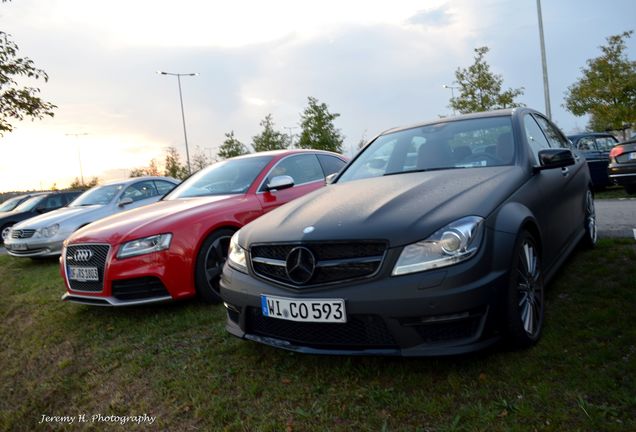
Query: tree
[
  {"left": 449, "top": 47, "right": 524, "bottom": 114},
  {"left": 191, "top": 146, "right": 211, "bottom": 172},
  {"left": 129, "top": 158, "right": 160, "bottom": 177},
  {"left": 251, "top": 114, "right": 288, "bottom": 152},
  {"left": 298, "top": 97, "right": 344, "bottom": 153},
  {"left": 164, "top": 146, "right": 189, "bottom": 180},
  {"left": 68, "top": 176, "right": 98, "bottom": 188},
  {"left": 0, "top": 29, "right": 56, "bottom": 136},
  {"left": 564, "top": 31, "right": 636, "bottom": 133},
  {"left": 217, "top": 131, "right": 249, "bottom": 160}
]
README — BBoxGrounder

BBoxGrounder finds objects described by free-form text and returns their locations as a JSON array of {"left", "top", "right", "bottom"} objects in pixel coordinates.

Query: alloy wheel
[
  {"left": 585, "top": 190, "right": 597, "bottom": 245},
  {"left": 203, "top": 234, "right": 232, "bottom": 290},
  {"left": 516, "top": 241, "right": 543, "bottom": 338}
]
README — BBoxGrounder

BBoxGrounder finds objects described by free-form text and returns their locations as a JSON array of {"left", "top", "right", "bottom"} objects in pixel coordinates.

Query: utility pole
[{"left": 536, "top": 0, "right": 552, "bottom": 119}]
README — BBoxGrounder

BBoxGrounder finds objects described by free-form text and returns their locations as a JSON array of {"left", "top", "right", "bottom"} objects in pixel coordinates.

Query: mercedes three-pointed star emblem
[{"left": 285, "top": 246, "right": 315, "bottom": 284}]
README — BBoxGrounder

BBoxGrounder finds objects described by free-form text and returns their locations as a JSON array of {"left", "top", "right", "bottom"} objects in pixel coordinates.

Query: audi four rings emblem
[
  {"left": 73, "top": 249, "right": 93, "bottom": 262},
  {"left": 285, "top": 246, "right": 316, "bottom": 284}
]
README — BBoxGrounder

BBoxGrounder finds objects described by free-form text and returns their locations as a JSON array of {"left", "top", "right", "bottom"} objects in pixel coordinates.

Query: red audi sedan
[{"left": 60, "top": 150, "right": 347, "bottom": 306}]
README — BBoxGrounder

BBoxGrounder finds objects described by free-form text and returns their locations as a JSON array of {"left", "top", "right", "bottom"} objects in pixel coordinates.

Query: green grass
[
  {"left": 1, "top": 240, "right": 635, "bottom": 431},
  {"left": 594, "top": 185, "right": 634, "bottom": 200}
]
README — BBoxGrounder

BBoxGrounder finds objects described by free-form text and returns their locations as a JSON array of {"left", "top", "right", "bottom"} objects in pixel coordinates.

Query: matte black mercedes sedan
[{"left": 220, "top": 108, "right": 595, "bottom": 356}]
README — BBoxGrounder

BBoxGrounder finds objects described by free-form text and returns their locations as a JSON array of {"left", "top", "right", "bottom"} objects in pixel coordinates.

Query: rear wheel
[
  {"left": 195, "top": 229, "right": 235, "bottom": 303},
  {"left": 625, "top": 184, "right": 636, "bottom": 195},
  {"left": 506, "top": 231, "right": 544, "bottom": 349},
  {"left": 582, "top": 189, "right": 597, "bottom": 248}
]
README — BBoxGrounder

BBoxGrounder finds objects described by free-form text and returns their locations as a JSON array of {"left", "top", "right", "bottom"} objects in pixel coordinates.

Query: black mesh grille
[
  {"left": 250, "top": 242, "right": 386, "bottom": 287},
  {"left": 111, "top": 277, "right": 169, "bottom": 301},
  {"left": 411, "top": 316, "right": 482, "bottom": 343},
  {"left": 11, "top": 229, "right": 35, "bottom": 239},
  {"left": 246, "top": 307, "right": 397, "bottom": 349},
  {"left": 65, "top": 244, "right": 110, "bottom": 292}
]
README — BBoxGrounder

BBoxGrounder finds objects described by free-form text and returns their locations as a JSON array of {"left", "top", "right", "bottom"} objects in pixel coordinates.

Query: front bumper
[
  {"left": 61, "top": 243, "right": 197, "bottom": 306},
  {"left": 4, "top": 236, "right": 65, "bottom": 257},
  {"left": 220, "top": 230, "right": 515, "bottom": 356}
]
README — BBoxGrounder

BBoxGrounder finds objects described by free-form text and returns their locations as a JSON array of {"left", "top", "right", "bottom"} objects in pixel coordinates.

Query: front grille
[
  {"left": 65, "top": 244, "right": 110, "bottom": 292},
  {"left": 246, "top": 307, "right": 397, "bottom": 349},
  {"left": 11, "top": 229, "right": 35, "bottom": 239},
  {"left": 250, "top": 242, "right": 386, "bottom": 287},
  {"left": 111, "top": 277, "right": 170, "bottom": 301}
]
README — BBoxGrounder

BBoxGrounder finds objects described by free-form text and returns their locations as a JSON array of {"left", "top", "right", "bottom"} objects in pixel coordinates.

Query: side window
[
  {"left": 263, "top": 154, "right": 324, "bottom": 190},
  {"left": 44, "top": 195, "right": 64, "bottom": 209},
  {"left": 595, "top": 137, "right": 618, "bottom": 152},
  {"left": 577, "top": 137, "right": 594, "bottom": 151},
  {"left": 122, "top": 180, "right": 158, "bottom": 202},
  {"left": 154, "top": 180, "right": 176, "bottom": 196},
  {"left": 317, "top": 154, "right": 346, "bottom": 177},
  {"left": 534, "top": 115, "right": 569, "bottom": 149},
  {"left": 523, "top": 114, "right": 551, "bottom": 164}
]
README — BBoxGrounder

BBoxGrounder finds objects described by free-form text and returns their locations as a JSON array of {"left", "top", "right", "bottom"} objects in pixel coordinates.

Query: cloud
[{"left": 406, "top": 6, "right": 453, "bottom": 28}]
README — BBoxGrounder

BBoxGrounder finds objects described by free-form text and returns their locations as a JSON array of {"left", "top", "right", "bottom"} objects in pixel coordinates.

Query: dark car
[
  {"left": 0, "top": 191, "right": 82, "bottom": 243},
  {"left": 608, "top": 138, "right": 636, "bottom": 194},
  {"left": 567, "top": 132, "right": 619, "bottom": 188},
  {"left": 220, "top": 108, "right": 595, "bottom": 356},
  {"left": 0, "top": 193, "right": 41, "bottom": 213}
]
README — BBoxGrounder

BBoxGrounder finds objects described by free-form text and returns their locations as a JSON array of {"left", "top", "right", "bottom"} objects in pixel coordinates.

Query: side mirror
[
  {"left": 265, "top": 175, "right": 294, "bottom": 192},
  {"left": 118, "top": 197, "right": 134, "bottom": 207},
  {"left": 535, "top": 149, "right": 575, "bottom": 171},
  {"left": 325, "top": 173, "right": 337, "bottom": 185}
]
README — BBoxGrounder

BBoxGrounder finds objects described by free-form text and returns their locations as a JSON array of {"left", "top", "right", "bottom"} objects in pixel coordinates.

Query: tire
[
  {"left": 505, "top": 231, "right": 544, "bottom": 349},
  {"left": 625, "top": 184, "right": 636, "bottom": 195},
  {"left": 195, "top": 229, "right": 235, "bottom": 303},
  {"left": 581, "top": 189, "right": 597, "bottom": 248},
  {"left": 1, "top": 223, "right": 13, "bottom": 245}
]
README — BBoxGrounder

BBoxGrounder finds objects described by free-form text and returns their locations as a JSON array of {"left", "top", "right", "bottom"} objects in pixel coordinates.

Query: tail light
[{"left": 609, "top": 146, "right": 624, "bottom": 159}]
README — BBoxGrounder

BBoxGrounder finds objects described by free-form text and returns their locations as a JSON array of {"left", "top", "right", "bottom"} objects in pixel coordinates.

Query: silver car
[{"left": 4, "top": 176, "right": 178, "bottom": 258}]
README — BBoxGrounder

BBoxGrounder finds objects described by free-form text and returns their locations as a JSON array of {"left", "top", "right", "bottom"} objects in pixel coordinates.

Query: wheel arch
[{"left": 492, "top": 201, "right": 543, "bottom": 264}]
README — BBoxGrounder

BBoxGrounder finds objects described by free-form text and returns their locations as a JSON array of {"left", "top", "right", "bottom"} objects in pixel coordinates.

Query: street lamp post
[
  {"left": 65, "top": 133, "right": 89, "bottom": 186},
  {"left": 157, "top": 71, "right": 198, "bottom": 175},
  {"left": 536, "top": 0, "right": 552, "bottom": 120},
  {"left": 442, "top": 84, "right": 458, "bottom": 116}
]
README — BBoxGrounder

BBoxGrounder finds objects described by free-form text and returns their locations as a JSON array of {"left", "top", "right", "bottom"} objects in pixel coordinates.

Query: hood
[
  {"left": 240, "top": 166, "right": 527, "bottom": 248},
  {"left": 12, "top": 205, "right": 104, "bottom": 230},
  {"left": 69, "top": 195, "right": 237, "bottom": 244}
]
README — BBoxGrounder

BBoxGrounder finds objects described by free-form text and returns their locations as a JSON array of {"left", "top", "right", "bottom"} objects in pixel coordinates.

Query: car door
[
  {"left": 531, "top": 114, "right": 587, "bottom": 260},
  {"left": 522, "top": 114, "right": 573, "bottom": 266},
  {"left": 118, "top": 180, "right": 161, "bottom": 211},
  {"left": 256, "top": 154, "right": 326, "bottom": 214}
]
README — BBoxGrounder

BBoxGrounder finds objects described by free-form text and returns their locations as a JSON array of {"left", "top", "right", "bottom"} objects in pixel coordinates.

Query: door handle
[{"left": 561, "top": 167, "right": 569, "bottom": 176}]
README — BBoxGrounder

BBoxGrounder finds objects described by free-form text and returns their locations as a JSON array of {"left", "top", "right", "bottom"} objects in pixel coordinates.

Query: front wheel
[
  {"left": 505, "top": 231, "right": 544, "bottom": 349},
  {"left": 195, "top": 229, "right": 235, "bottom": 303},
  {"left": 1, "top": 223, "right": 13, "bottom": 244}
]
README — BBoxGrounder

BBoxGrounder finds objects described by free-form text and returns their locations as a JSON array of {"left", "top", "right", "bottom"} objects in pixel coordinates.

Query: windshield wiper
[{"left": 383, "top": 166, "right": 458, "bottom": 177}]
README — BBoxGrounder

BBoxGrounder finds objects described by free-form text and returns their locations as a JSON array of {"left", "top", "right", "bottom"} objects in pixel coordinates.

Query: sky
[{"left": 1, "top": 0, "right": 635, "bottom": 192}]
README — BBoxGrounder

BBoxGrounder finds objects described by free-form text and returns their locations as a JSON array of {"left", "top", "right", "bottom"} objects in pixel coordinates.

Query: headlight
[
  {"left": 392, "top": 216, "right": 484, "bottom": 276},
  {"left": 227, "top": 231, "right": 247, "bottom": 273},
  {"left": 35, "top": 224, "right": 60, "bottom": 238},
  {"left": 117, "top": 233, "right": 172, "bottom": 259}
]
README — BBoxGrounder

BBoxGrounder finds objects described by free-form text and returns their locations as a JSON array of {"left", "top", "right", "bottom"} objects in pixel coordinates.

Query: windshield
[
  {"left": 70, "top": 184, "right": 123, "bottom": 206},
  {"left": 338, "top": 116, "right": 515, "bottom": 183},
  {"left": 0, "top": 196, "right": 27, "bottom": 212},
  {"left": 165, "top": 156, "right": 274, "bottom": 199},
  {"left": 12, "top": 195, "right": 45, "bottom": 212}
]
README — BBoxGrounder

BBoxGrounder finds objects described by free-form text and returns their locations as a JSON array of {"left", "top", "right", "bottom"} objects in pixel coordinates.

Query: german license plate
[
  {"left": 68, "top": 266, "right": 99, "bottom": 282},
  {"left": 261, "top": 295, "right": 346, "bottom": 323},
  {"left": 7, "top": 243, "right": 27, "bottom": 251},
  {"left": 629, "top": 152, "right": 636, "bottom": 160}
]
